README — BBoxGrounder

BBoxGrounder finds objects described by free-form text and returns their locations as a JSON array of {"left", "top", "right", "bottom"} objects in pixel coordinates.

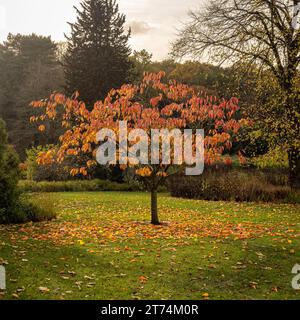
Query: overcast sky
[{"left": 0, "top": 0, "right": 204, "bottom": 60}]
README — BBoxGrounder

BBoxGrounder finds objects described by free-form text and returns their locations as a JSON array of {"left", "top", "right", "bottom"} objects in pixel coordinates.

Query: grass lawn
[{"left": 0, "top": 192, "right": 300, "bottom": 300}]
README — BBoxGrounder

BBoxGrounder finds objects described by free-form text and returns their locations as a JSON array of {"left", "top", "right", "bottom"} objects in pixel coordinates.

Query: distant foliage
[
  {"left": 26, "top": 145, "right": 71, "bottom": 181},
  {"left": 0, "top": 33, "right": 65, "bottom": 158},
  {"left": 168, "top": 168, "right": 293, "bottom": 203},
  {"left": 252, "top": 146, "right": 289, "bottom": 169},
  {"left": 19, "top": 179, "right": 142, "bottom": 193}
]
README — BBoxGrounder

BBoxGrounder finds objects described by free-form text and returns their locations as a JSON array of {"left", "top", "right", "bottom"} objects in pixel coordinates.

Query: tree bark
[
  {"left": 284, "top": 80, "right": 300, "bottom": 190},
  {"left": 151, "top": 188, "right": 160, "bottom": 225},
  {"left": 288, "top": 147, "right": 300, "bottom": 190}
]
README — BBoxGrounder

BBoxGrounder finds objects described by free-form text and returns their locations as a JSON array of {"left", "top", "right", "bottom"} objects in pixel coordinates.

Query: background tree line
[{"left": 0, "top": 41, "right": 256, "bottom": 161}]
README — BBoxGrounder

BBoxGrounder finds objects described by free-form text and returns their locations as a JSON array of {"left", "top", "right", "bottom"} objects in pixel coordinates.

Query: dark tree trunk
[
  {"left": 284, "top": 80, "right": 300, "bottom": 190},
  {"left": 288, "top": 147, "right": 300, "bottom": 190},
  {"left": 151, "top": 188, "right": 160, "bottom": 225}
]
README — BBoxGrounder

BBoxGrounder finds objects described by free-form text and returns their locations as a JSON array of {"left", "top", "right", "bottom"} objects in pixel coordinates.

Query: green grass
[{"left": 0, "top": 192, "right": 300, "bottom": 300}]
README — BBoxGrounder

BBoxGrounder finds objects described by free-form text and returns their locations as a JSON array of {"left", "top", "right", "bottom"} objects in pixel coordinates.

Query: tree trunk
[
  {"left": 151, "top": 188, "right": 160, "bottom": 225},
  {"left": 283, "top": 79, "right": 300, "bottom": 190},
  {"left": 288, "top": 147, "right": 300, "bottom": 190}
]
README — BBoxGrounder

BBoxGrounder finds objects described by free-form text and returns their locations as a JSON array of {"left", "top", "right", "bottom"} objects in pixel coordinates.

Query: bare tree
[{"left": 172, "top": 0, "right": 300, "bottom": 189}]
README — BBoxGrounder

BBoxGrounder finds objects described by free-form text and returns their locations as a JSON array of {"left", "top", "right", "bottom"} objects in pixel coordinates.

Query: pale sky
[{"left": 0, "top": 0, "right": 204, "bottom": 60}]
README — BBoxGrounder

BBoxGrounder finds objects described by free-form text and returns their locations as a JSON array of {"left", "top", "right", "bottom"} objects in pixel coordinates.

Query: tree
[
  {"left": 0, "top": 118, "right": 20, "bottom": 223},
  {"left": 64, "top": 0, "right": 133, "bottom": 106},
  {"left": 172, "top": 0, "right": 300, "bottom": 189},
  {"left": 0, "top": 33, "right": 64, "bottom": 158},
  {"left": 130, "top": 49, "right": 153, "bottom": 81},
  {"left": 131, "top": 57, "right": 241, "bottom": 99},
  {"left": 30, "top": 72, "right": 249, "bottom": 224}
]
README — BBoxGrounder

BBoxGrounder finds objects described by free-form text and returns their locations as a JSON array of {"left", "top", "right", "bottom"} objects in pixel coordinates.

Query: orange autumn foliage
[{"left": 30, "top": 72, "right": 250, "bottom": 179}]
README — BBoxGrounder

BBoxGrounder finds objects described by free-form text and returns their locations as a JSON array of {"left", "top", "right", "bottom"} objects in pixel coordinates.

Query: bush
[
  {"left": 20, "top": 195, "right": 57, "bottom": 223},
  {"left": 168, "top": 168, "right": 294, "bottom": 203},
  {"left": 18, "top": 179, "right": 143, "bottom": 193},
  {"left": 0, "top": 119, "right": 56, "bottom": 224},
  {"left": 0, "top": 195, "right": 57, "bottom": 224},
  {"left": 251, "top": 146, "right": 289, "bottom": 169},
  {"left": 284, "top": 192, "right": 300, "bottom": 204},
  {"left": 0, "top": 119, "right": 21, "bottom": 222}
]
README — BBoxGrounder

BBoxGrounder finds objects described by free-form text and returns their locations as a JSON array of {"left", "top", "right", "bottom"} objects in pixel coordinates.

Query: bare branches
[{"left": 172, "top": 0, "right": 300, "bottom": 86}]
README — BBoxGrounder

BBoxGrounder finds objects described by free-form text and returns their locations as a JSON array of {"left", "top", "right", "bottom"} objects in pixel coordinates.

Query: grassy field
[{"left": 0, "top": 192, "right": 300, "bottom": 300}]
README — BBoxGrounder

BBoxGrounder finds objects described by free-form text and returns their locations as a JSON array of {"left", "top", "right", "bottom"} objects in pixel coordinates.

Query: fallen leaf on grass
[
  {"left": 39, "top": 287, "right": 50, "bottom": 293},
  {"left": 139, "top": 276, "right": 149, "bottom": 284}
]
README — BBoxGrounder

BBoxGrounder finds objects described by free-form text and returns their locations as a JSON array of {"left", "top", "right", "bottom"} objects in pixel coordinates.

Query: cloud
[
  {"left": 0, "top": 0, "right": 202, "bottom": 60},
  {"left": 0, "top": 5, "right": 7, "bottom": 30},
  {"left": 128, "top": 20, "right": 153, "bottom": 36}
]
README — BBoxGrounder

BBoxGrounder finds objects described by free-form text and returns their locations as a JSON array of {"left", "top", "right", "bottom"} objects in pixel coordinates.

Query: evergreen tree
[
  {"left": 0, "top": 118, "right": 56, "bottom": 224},
  {"left": 64, "top": 0, "right": 132, "bottom": 105},
  {"left": 0, "top": 118, "right": 20, "bottom": 223}
]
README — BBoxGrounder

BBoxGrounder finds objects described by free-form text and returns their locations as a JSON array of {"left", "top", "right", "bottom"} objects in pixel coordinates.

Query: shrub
[
  {"left": 251, "top": 146, "right": 289, "bottom": 169},
  {"left": 18, "top": 179, "right": 143, "bottom": 193},
  {"left": 20, "top": 195, "right": 57, "bottom": 222},
  {"left": 168, "top": 168, "right": 293, "bottom": 203},
  {"left": 284, "top": 191, "right": 300, "bottom": 204},
  {"left": 0, "top": 195, "right": 57, "bottom": 224},
  {"left": 0, "top": 119, "right": 21, "bottom": 222},
  {"left": 0, "top": 119, "right": 56, "bottom": 224}
]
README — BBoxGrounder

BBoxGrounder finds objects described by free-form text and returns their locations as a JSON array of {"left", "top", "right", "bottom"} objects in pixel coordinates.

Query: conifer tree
[
  {"left": 0, "top": 118, "right": 20, "bottom": 223},
  {"left": 64, "top": 0, "right": 132, "bottom": 105}
]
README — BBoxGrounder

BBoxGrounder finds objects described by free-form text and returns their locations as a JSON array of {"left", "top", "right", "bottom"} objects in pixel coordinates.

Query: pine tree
[{"left": 64, "top": 0, "right": 132, "bottom": 106}]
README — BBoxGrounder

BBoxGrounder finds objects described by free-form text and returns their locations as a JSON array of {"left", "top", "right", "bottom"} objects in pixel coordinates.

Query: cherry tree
[{"left": 30, "top": 72, "right": 249, "bottom": 224}]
